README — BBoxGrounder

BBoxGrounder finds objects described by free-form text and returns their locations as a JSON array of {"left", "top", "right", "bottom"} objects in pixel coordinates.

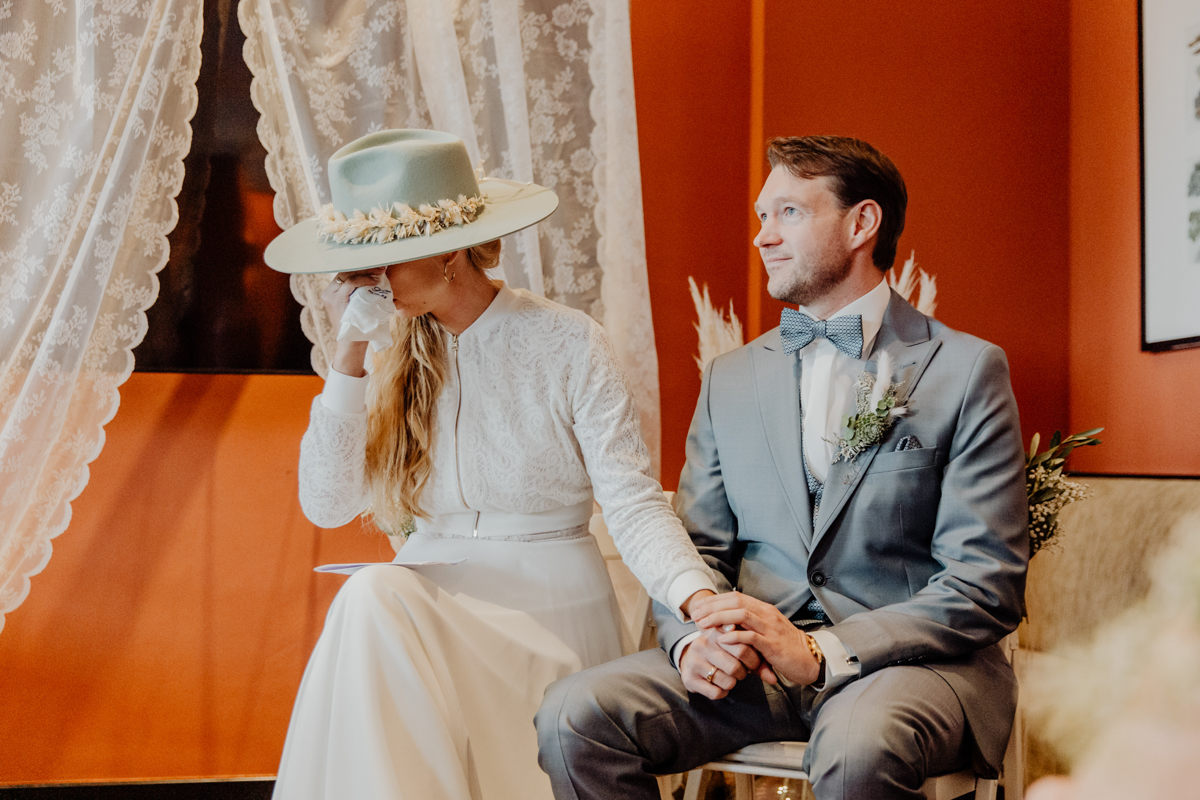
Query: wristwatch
[{"left": 804, "top": 632, "right": 826, "bottom": 685}]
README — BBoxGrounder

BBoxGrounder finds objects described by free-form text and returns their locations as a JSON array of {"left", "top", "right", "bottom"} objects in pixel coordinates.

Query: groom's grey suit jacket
[{"left": 657, "top": 290, "right": 1029, "bottom": 772}]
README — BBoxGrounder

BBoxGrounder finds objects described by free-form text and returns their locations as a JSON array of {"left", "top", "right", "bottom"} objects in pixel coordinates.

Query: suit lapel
[
  {"left": 752, "top": 335, "right": 814, "bottom": 548},
  {"left": 810, "top": 291, "right": 938, "bottom": 550}
]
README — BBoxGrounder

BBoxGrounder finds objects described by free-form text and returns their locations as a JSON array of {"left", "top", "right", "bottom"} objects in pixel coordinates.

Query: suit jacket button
[{"left": 811, "top": 571, "right": 826, "bottom": 587}]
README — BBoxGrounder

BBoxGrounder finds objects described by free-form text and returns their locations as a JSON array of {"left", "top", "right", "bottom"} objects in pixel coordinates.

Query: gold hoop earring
[{"left": 443, "top": 261, "right": 455, "bottom": 283}]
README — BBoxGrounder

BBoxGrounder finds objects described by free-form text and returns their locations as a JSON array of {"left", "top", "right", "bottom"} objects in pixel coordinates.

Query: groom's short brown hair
[{"left": 766, "top": 136, "right": 907, "bottom": 270}]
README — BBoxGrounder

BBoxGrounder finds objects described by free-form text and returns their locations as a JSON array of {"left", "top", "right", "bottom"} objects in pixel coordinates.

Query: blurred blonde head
[{"left": 1025, "top": 513, "right": 1200, "bottom": 798}]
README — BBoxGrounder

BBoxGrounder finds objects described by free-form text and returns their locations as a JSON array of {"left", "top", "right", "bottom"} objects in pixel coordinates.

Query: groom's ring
[{"left": 704, "top": 666, "right": 718, "bottom": 683}]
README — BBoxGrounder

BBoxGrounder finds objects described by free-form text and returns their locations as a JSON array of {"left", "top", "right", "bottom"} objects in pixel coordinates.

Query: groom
[{"left": 536, "top": 136, "right": 1029, "bottom": 799}]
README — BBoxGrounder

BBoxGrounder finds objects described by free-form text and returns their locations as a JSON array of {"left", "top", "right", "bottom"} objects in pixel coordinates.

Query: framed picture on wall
[{"left": 1140, "top": 0, "right": 1200, "bottom": 351}]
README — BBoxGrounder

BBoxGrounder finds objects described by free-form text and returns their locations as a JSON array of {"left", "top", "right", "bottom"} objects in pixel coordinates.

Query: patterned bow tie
[{"left": 780, "top": 308, "right": 864, "bottom": 359}]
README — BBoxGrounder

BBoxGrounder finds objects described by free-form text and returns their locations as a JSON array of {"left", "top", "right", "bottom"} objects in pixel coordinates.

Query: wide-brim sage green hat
[{"left": 264, "top": 129, "right": 559, "bottom": 275}]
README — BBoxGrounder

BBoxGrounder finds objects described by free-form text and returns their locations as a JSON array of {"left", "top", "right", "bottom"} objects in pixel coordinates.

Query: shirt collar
[
  {"left": 454, "top": 281, "right": 516, "bottom": 339},
  {"left": 797, "top": 278, "right": 891, "bottom": 358}
]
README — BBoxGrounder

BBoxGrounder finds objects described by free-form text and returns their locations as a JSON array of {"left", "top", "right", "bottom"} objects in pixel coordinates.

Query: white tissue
[{"left": 338, "top": 275, "right": 396, "bottom": 353}]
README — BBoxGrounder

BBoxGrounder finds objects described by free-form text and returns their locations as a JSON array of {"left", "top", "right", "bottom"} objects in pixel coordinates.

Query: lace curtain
[
  {"left": 238, "top": 0, "right": 662, "bottom": 471},
  {"left": 0, "top": 0, "right": 203, "bottom": 631}
]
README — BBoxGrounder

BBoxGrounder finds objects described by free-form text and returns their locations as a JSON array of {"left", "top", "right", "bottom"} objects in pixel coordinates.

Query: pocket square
[{"left": 894, "top": 435, "right": 922, "bottom": 452}]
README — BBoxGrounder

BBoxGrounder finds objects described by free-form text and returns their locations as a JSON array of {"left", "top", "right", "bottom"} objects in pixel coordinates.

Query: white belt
[{"left": 413, "top": 499, "right": 594, "bottom": 538}]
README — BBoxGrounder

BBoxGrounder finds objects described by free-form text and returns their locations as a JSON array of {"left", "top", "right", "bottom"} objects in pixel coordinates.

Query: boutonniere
[{"left": 828, "top": 351, "right": 910, "bottom": 463}]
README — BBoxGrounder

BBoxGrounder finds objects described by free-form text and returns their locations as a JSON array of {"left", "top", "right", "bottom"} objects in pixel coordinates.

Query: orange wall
[
  {"left": 753, "top": 0, "right": 1072, "bottom": 448},
  {"left": 0, "top": 375, "right": 386, "bottom": 782},
  {"left": 1067, "top": 0, "right": 1200, "bottom": 475},
  {"left": 634, "top": 1, "right": 753, "bottom": 488},
  {"left": 641, "top": 0, "right": 1076, "bottom": 482}
]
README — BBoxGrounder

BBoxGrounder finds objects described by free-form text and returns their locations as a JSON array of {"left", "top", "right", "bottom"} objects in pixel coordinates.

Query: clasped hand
[{"left": 680, "top": 592, "right": 820, "bottom": 699}]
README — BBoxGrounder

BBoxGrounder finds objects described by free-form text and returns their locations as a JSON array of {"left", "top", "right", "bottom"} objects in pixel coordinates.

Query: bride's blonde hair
[{"left": 364, "top": 240, "right": 503, "bottom": 534}]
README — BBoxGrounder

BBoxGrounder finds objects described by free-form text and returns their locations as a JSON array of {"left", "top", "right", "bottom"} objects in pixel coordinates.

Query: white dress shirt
[
  {"left": 674, "top": 279, "right": 892, "bottom": 690},
  {"left": 798, "top": 278, "right": 892, "bottom": 484},
  {"left": 798, "top": 278, "right": 891, "bottom": 689}
]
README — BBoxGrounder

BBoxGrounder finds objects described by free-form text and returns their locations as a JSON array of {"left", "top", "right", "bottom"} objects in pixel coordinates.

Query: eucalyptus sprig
[
  {"left": 829, "top": 351, "right": 909, "bottom": 464},
  {"left": 1026, "top": 428, "right": 1102, "bottom": 556}
]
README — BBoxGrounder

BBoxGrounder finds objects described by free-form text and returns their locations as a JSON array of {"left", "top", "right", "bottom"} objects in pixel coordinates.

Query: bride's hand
[
  {"left": 322, "top": 268, "right": 385, "bottom": 378},
  {"left": 322, "top": 268, "right": 385, "bottom": 330}
]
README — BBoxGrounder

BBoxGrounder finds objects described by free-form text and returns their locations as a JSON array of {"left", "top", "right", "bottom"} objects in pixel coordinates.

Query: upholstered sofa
[{"left": 1014, "top": 475, "right": 1200, "bottom": 789}]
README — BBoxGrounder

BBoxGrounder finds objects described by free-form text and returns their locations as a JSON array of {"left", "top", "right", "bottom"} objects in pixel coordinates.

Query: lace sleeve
[
  {"left": 571, "top": 322, "right": 713, "bottom": 607},
  {"left": 298, "top": 396, "right": 371, "bottom": 528}
]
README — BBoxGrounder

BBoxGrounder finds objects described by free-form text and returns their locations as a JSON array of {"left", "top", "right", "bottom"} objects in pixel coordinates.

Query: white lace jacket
[{"left": 298, "top": 285, "right": 715, "bottom": 613}]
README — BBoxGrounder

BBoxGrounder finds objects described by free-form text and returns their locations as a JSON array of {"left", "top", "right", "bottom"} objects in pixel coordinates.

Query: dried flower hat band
[
  {"left": 263, "top": 130, "right": 559, "bottom": 275},
  {"left": 316, "top": 195, "right": 486, "bottom": 246}
]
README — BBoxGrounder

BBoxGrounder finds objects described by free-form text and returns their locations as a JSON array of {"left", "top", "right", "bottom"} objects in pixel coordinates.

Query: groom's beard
[{"left": 765, "top": 246, "right": 854, "bottom": 308}]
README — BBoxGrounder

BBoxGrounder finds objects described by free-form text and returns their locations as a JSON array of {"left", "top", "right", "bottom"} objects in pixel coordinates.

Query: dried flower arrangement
[
  {"left": 1026, "top": 428, "right": 1103, "bottom": 556},
  {"left": 886, "top": 251, "right": 938, "bottom": 317},
  {"left": 688, "top": 277, "right": 744, "bottom": 375},
  {"left": 317, "top": 195, "right": 486, "bottom": 245}
]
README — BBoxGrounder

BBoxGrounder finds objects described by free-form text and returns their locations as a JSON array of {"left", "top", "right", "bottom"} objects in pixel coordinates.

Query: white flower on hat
[{"left": 316, "top": 193, "right": 486, "bottom": 246}]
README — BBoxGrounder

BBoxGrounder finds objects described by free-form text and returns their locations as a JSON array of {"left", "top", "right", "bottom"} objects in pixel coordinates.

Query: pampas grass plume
[
  {"left": 887, "top": 251, "right": 938, "bottom": 318},
  {"left": 916, "top": 270, "right": 938, "bottom": 317},
  {"left": 688, "top": 277, "right": 744, "bottom": 375}
]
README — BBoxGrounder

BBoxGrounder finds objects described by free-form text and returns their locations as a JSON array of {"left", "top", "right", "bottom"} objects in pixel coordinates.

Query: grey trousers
[{"left": 535, "top": 649, "right": 970, "bottom": 800}]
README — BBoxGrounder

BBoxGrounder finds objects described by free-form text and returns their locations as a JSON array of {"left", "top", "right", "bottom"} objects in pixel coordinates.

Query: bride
[{"left": 263, "top": 129, "right": 717, "bottom": 800}]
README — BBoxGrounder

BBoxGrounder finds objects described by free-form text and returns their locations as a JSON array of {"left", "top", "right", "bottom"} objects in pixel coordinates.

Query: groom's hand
[
  {"left": 678, "top": 630, "right": 751, "bottom": 700},
  {"left": 691, "top": 592, "right": 821, "bottom": 686}
]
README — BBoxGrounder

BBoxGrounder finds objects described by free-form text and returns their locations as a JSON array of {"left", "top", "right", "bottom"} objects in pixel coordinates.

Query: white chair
[
  {"left": 682, "top": 742, "right": 996, "bottom": 800},
  {"left": 1001, "top": 631, "right": 1024, "bottom": 800},
  {"left": 589, "top": 501, "right": 656, "bottom": 650},
  {"left": 680, "top": 632, "right": 1025, "bottom": 800},
  {"left": 589, "top": 498, "right": 674, "bottom": 800}
]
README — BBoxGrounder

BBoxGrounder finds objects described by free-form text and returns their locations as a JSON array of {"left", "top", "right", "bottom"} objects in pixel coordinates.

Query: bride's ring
[{"left": 705, "top": 666, "right": 718, "bottom": 684}]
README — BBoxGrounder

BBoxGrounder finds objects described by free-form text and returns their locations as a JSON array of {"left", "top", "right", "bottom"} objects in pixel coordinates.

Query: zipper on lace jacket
[{"left": 451, "top": 334, "right": 481, "bottom": 538}]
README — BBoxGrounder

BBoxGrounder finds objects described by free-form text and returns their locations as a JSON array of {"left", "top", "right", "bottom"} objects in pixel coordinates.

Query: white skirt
[{"left": 272, "top": 530, "right": 632, "bottom": 800}]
